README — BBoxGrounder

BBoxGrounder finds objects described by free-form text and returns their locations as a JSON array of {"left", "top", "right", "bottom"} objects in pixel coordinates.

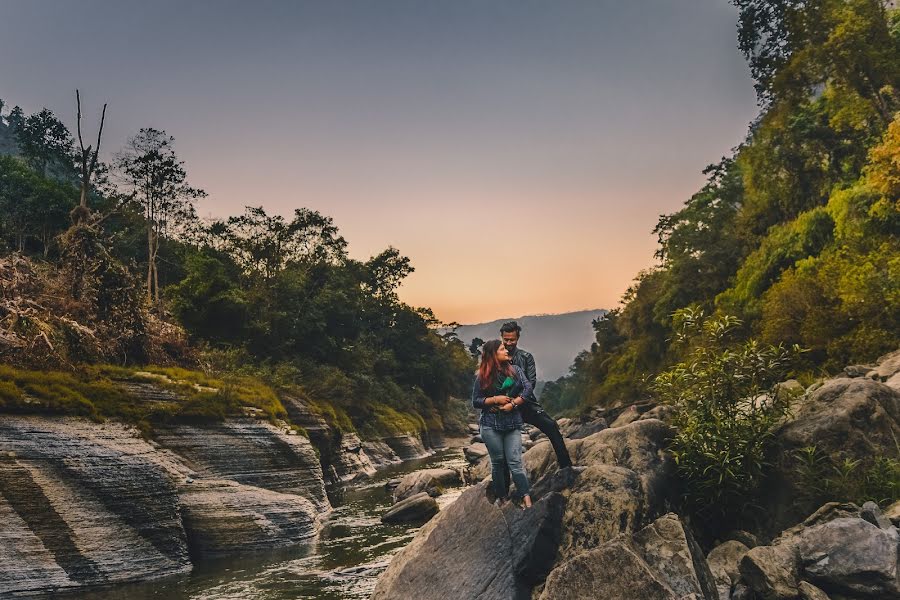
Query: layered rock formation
[
  {"left": 0, "top": 414, "right": 331, "bottom": 596},
  {"left": 0, "top": 417, "right": 192, "bottom": 596}
]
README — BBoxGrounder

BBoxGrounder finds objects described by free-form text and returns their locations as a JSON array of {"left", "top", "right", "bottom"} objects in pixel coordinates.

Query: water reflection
[{"left": 71, "top": 441, "right": 470, "bottom": 599}]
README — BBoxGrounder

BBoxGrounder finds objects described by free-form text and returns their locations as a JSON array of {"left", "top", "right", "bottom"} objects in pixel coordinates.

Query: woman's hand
[
  {"left": 499, "top": 402, "right": 516, "bottom": 412},
  {"left": 488, "top": 395, "right": 510, "bottom": 406},
  {"left": 512, "top": 396, "right": 524, "bottom": 406}
]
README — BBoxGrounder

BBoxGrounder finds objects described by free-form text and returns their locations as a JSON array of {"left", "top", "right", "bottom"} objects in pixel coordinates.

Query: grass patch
[
  {"left": 359, "top": 402, "right": 426, "bottom": 439},
  {"left": 0, "top": 364, "right": 286, "bottom": 429}
]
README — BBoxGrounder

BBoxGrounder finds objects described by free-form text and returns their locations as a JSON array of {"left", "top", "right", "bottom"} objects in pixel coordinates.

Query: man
[{"left": 500, "top": 320, "right": 573, "bottom": 470}]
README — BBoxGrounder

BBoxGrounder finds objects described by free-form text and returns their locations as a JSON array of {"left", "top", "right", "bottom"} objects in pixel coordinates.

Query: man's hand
[
  {"left": 499, "top": 402, "right": 516, "bottom": 412},
  {"left": 512, "top": 396, "right": 524, "bottom": 406}
]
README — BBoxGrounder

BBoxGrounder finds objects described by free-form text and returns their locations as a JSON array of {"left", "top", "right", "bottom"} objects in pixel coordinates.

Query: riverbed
[{"left": 70, "top": 440, "right": 470, "bottom": 600}]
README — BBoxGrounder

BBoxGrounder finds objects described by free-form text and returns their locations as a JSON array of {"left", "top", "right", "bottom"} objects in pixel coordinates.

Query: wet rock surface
[{"left": 380, "top": 492, "right": 439, "bottom": 524}]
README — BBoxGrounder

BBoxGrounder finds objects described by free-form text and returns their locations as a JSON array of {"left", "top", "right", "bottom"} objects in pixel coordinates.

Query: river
[{"left": 69, "top": 439, "right": 470, "bottom": 600}]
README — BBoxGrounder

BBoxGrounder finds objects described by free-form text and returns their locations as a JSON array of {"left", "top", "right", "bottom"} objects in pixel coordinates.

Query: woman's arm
[
  {"left": 472, "top": 376, "right": 490, "bottom": 409},
  {"left": 473, "top": 376, "right": 506, "bottom": 410}
]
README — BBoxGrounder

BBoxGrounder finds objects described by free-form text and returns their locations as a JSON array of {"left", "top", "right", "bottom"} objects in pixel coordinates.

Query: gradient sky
[{"left": 0, "top": 1, "right": 759, "bottom": 324}]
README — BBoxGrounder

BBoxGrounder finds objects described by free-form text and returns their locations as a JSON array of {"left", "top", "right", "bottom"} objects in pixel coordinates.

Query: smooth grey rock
[
  {"left": 798, "top": 517, "right": 900, "bottom": 598},
  {"left": 179, "top": 479, "right": 320, "bottom": 556},
  {"left": 381, "top": 492, "right": 439, "bottom": 524},
  {"left": 464, "top": 442, "right": 488, "bottom": 463},
  {"left": 740, "top": 542, "right": 800, "bottom": 599},
  {"left": 373, "top": 481, "right": 566, "bottom": 599},
  {"left": 708, "top": 540, "right": 750, "bottom": 600},
  {"left": 383, "top": 434, "right": 431, "bottom": 460},
  {"left": 392, "top": 468, "right": 461, "bottom": 502},
  {"left": 797, "top": 581, "right": 831, "bottom": 600},
  {"left": 360, "top": 440, "right": 403, "bottom": 469},
  {"left": 860, "top": 500, "right": 893, "bottom": 530}
]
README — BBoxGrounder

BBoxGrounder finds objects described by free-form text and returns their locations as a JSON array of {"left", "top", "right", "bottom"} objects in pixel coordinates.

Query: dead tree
[{"left": 72, "top": 89, "right": 107, "bottom": 224}]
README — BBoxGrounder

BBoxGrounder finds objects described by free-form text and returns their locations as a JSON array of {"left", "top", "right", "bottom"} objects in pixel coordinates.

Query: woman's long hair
[{"left": 478, "top": 339, "right": 513, "bottom": 390}]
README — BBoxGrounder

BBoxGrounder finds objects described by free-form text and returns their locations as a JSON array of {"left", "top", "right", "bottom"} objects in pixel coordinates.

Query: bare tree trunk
[
  {"left": 147, "top": 224, "right": 154, "bottom": 301},
  {"left": 74, "top": 90, "right": 107, "bottom": 223},
  {"left": 153, "top": 259, "right": 160, "bottom": 305}
]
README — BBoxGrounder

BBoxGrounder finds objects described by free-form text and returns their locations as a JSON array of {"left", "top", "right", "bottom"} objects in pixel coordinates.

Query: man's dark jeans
[{"left": 501, "top": 403, "right": 572, "bottom": 492}]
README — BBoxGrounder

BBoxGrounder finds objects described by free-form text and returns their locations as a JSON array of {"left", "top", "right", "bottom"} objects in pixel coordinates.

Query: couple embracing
[{"left": 472, "top": 321, "right": 572, "bottom": 509}]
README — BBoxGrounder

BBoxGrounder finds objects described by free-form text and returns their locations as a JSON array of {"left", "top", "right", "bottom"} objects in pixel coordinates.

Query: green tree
[
  {"left": 14, "top": 108, "right": 73, "bottom": 178},
  {"left": 117, "top": 128, "right": 206, "bottom": 305}
]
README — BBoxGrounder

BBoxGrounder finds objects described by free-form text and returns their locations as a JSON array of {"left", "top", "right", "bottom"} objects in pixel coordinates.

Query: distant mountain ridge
[{"left": 452, "top": 309, "right": 607, "bottom": 381}]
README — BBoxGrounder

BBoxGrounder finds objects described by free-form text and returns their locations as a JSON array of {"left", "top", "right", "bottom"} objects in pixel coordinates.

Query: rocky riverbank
[
  {"left": 0, "top": 381, "right": 445, "bottom": 597},
  {"left": 374, "top": 349, "right": 900, "bottom": 600}
]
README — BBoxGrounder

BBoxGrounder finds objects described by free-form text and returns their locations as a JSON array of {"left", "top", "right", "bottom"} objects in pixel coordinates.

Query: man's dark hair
[{"left": 499, "top": 321, "right": 521, "bottom": 335}]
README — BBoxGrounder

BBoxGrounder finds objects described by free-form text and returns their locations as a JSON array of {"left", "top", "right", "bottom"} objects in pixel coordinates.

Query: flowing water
[{"left": 73, "top": 440, "right": 471, "bottom": 600}]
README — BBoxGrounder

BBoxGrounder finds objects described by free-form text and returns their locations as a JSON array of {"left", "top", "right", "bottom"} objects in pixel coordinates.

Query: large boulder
[
  {"left": 740, "top": 542, "right": 800, "bottom": 599},
  {"left": 765, "top": 376, "right": 900, "bottom": 535},
  {"left": 178, "top": 479, "right": 320, "bottom": 556},
  {"left": 373, "top": 481, "right": 566, "bottom": 599},
  {"left": 540, "top": 513, "right": 718, "bottom": 600},
  {"left": 708, "top": 540, "right": 750, "bottom": 600},
  {"left": 381, "top": 492, "right": 439, "bottom": 524},
  {"left": 464, "top": 442, "right": 488, "bottom": 463},
  {"left": 798, "top": 517, "right": 900, "bottom": 598},
  {"left": 736, "top": 501, "right": 900, "bottom": 600},
  {"left": 392, "top": 468, "right": 462, "bottom": 502},
  {"left": 556, "top": 464, "right": 646, "bottom": 562}
]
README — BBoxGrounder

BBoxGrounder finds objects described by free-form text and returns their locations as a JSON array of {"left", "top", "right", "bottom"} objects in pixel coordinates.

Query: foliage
[
  {"left": 545, "top": 2, "right": 899, "bottom": 414},
  {"left": 652, "top": 309, "right": 802, "bottom": 531},
  {"left": 116, "top": 128, "right": 206, "bottom": 304},
  {"left": 793, "top": 445, "right": 900, "bottom": 507}
]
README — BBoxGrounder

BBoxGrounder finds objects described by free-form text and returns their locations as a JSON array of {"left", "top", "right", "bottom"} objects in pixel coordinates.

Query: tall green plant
[{"left": 653, "top": 308, "right": 802, "bottom": 531}]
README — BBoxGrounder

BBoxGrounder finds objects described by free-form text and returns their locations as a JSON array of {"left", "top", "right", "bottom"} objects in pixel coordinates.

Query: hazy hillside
[{"left": 453, "top": 309, "right": 607, "bottom": 381}]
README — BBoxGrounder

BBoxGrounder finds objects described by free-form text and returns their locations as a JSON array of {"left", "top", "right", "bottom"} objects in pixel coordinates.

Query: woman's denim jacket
[{"left": 471, "top": 365, "right": 533, "bottom": 431}]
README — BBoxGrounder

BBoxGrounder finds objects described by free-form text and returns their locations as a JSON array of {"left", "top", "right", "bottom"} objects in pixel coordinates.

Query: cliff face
[{"left": 0, "top": 414, "right": 332, "bottom": 596}]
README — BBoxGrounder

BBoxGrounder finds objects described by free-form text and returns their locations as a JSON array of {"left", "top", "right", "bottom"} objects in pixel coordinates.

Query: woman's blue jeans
[{"left": 481, "top": 426, "right": 530, "bottom": 500}]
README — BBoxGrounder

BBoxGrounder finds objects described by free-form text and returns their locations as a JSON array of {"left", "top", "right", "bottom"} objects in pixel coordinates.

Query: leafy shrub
[
  {"left": 794, "top": 445, "right": 900, "bottom": 508},
  {"left": 652, "top": 308, "right": 802, "bottom": 532}
]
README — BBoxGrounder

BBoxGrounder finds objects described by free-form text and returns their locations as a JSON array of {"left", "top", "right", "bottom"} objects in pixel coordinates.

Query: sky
[{"left": 0, "top": 0, "right": 759, "bottom": 324}]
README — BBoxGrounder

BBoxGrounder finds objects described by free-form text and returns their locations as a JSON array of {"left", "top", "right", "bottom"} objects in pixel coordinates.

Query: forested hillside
[
  {"left": 544, "top": 0, "right": 900, "bottom": 416},
  {"left": 0, "top": 99, "right": 473, "bottom": 438}
]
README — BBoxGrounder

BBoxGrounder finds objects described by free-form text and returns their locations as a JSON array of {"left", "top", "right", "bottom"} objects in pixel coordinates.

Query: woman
[{"left": 472, "top": 339, "right": 532, "bottom": 508}]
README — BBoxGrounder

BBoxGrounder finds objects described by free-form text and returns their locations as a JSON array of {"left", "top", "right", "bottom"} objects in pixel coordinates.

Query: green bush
[
  {"left": 652, "top": 308, "right": 802, "bottom": 532},
  {"left": 794, "top": 445, "right": 900, "bottom": 508}
]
